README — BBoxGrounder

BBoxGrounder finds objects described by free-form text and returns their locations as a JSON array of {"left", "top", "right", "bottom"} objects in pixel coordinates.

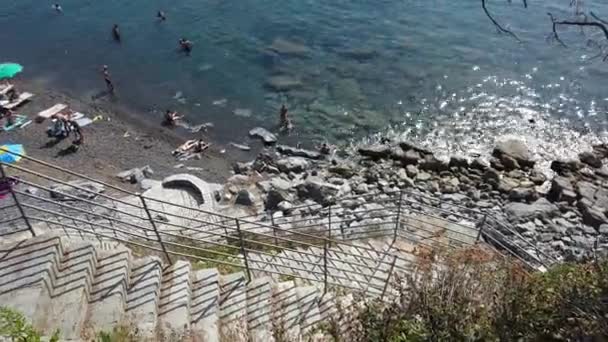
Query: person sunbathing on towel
[{"left": 172, "top": 139, "right": 207, "bottom": 156}]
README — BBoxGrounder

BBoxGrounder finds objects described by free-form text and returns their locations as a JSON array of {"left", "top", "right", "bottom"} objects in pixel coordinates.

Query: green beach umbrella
[{"left": 0, "top": 63, "right": 23, "bottom": 80}]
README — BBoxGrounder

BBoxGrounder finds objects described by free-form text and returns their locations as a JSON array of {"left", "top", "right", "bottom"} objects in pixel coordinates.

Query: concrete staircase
[
  {"left": 0, "top": 234, "right": 363, "bottom": 341},
  {"left": 247, "top": 237, "right": 417, "bottom": 297}
]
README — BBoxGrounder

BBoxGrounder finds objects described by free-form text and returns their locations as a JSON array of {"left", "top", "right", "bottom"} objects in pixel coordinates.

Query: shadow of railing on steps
[{"left": 0, "top": 152, "right": 555, "bottom": 299}]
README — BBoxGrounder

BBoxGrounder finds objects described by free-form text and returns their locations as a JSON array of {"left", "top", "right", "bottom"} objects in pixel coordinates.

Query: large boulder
[
  {"left": 358, "top": 144, "right": 391, "bottom": 159},
  {"left": 579, "top": 151, "right": 602, "bottom": 168},
  {"left": 449, "top": 156, "right": 469, "bottom": 168},
  {"left": 504, "top": 198, "right": 559, "bottom": 220},
  {"left": 493, "top": 139, "right": 535, "bottom": 169},
  {"left": 265, "top": 189, "right": 290, "bottom": 211},
  {"left": 276, "top": 145, "right": 322, "bottom": 159},
  {"left": 398, "top": 141, "right": 432, "bottom": 155},
  {"left": 235, "top": 189, "right": 256, "bottom": 206},
  {"left": 581, "top": 205, "right": 608, "bottom": 229},
  {"left": 276, "top": 157, "right": 309, "bottom": 173},
  {"left": 50, "top": 181, "right": 105, "bottom": 201},
  {"left": 116, "top": 166, "right": 154, "bottom": 184},
  {"left": 419, "top": 155, "right": 448, "bottom": 172},
  {"left": 297, "top": 178, "right": 340, "bottom": 205},
  {"left": 249, "top": 127, "right": 278, "bottom": 145},
  {"left": 548, "top": 176, "right": 576, "bottom": 203},
  {"left": 550, "top": 159, "right": 581, "bottom": 176},
  {"left": 576, "top": 181, "right": 608, "bottom": 210}
]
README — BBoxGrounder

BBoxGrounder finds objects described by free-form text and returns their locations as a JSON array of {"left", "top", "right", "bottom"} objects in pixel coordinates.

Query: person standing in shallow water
[
  {"left": 112, "top": 24, "right": 121, "bottom": 42},
  {"left": 102, "top": 65, "right": 114, "bottom": 94},
  {"left": 279, "top": 104, "right": 293, "bottom": 131}
]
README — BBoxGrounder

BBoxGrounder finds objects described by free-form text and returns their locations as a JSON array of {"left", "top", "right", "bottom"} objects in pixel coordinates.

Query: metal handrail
[{"left": 0, "top": 153, "right": 551, "bottom": 298}]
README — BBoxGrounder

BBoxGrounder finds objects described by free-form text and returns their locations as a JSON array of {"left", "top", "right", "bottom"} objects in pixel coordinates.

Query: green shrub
[
  {"left": 353, "top": 248, "right": 608, "bottom": 342},
  {"left": 0, "top": 307, "right": 59, "bottom": 342}
]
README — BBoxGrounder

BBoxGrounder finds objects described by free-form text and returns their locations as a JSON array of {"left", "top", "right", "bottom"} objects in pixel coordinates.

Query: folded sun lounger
[
  {"left": 36, "top": 103, "right": 67, "bottom": 121},
  {"left": 1, "top": 92, "right": 34, "bottom": 109},
  {"left": 0, "top": 84, "right": 14, "bottom": 96}
]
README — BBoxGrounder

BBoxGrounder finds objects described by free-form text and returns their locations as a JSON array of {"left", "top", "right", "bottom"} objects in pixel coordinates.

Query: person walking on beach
[
  {"left": 70, "top": 120, "right": 83, "bottom": 147},
  {"left": 112, "top": 24, "right": 121, "bottom": 42},
  {"left": 157, "top": 11, "right": 166, "bottom": 21},
  {"left": 52, "top": 4, "right": 63, "bottom": 13},
  {"left": 102, "top": 65, "right": 114, "bottom": 94}
]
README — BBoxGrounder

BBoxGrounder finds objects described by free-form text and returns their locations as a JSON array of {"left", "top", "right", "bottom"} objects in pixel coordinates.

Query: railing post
[
  {"left": 0, "top": 164, "right": 35, "bottom": 237},
  {"left": 235, "top": 219, "right": 252, "bottom": 282},
  {"left": 327, "top": 204, "right": 332, "bottom": 239},
  {"left": 381, "top": 255, "right": 397, "bottom": 300},
  {"left": 270, "top": 211, "right": 279, "bottom": 246},
  {"left": 323, "top": 240, "right": 329, "bottom": 293},
  {"left": 393, "top": 189, "right": 403, "bottom": 243},
  {"left": 140, "top": 195, "right": 172, "bottom": 264},
  {"left": 476, "top": 214, "right": 488, "bottom": 242}
]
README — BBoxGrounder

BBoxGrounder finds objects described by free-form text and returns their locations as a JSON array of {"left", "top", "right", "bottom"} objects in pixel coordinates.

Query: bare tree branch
[
  {"left": 549, "top": 13, "right": 608, "bottom": 41},
  {"left": 481, "top": 0, "right": 521, "bottom": 41}
]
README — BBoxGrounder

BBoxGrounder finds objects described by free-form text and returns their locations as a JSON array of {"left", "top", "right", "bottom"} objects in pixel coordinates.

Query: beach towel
[
  {"left": 36, "top": 103, "right": 67, "bottom": 121},
  {"left": 2, "top": 114, "right": 28, "bottom": 131},
  {"left": 75, "top": 117, "right": 93, "bottom": 127}
]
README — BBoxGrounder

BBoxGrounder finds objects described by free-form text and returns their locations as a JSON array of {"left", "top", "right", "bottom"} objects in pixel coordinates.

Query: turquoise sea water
[{"left": 1, "top": 0, "right": 608, "bottom": 158}]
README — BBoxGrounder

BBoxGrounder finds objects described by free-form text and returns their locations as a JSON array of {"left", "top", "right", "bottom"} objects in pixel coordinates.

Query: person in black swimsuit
[{"left": 102, "top": 65, "right": 114, "bottom": 93}]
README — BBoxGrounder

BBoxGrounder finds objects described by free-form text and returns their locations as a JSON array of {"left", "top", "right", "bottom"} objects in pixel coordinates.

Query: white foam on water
[{"left": 352, "top": 74, "right": 608, "bottom": 174}]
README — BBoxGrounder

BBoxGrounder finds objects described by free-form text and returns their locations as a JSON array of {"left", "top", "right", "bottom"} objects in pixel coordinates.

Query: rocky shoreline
[{"left": 206, "top": 137, "right": 608, "bottom": 265}]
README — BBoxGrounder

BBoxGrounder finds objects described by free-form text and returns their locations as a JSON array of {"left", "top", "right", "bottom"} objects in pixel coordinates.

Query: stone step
[
  {"left": 246, "top": 276, "right": 273, "bottom": 342},
  {"left": 219, "top": 272, "right": 248, "bottom": 342},
  {"left": 191, "top": 268, "right": 220, "bottom": 342},
  {"left": 125, "top": 255, "right": 163, "bottom": 341},
  {"left": 271, "top": 281, "right": 301, "bottom": 342},
  {"left": 158, "top": 260, "right": 192, "bottom": 340},
  {"left": 0, "top": 234, "right": 63, "bottom": 329},
  {"left": 295, "top": 286, "right": 322, "bottom": 335},
  {"left": 45, "top": 241, "right": 97, "bottom": 339},
  {"left": 86, "top": 247, "right": 132, "bottom": 336}
]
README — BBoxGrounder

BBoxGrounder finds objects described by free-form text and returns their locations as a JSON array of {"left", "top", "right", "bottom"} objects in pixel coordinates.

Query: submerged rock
[
  {"left": 267, "top": 38, "right": 310, "bottom": 57},
  {"left": 233, "top": 108, "right": 252, "bottom": 118},
  {"left": 265, "top": 75, "right": 302, "bottom": 91}
]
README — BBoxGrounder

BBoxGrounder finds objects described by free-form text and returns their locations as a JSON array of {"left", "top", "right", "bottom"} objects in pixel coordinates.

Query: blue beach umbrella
[
  {"left": 0, "top": 63, "right": 23, "bottom": 80},
  {"left": 0, "top": 144, "right": 25, "bottom": 164}
]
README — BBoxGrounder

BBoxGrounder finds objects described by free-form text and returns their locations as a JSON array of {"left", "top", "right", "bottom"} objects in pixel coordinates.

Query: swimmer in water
[
  {"left": 112, "top": 24, "right": 121, "bottom": 42},
  {"left": 179, "top": 38, "right": 193, "bottom": 54},
  {"left": 157, "top": 10, "right": 166, "bottom": 21},
  {"left": 52, "top": 4, "right": 63, "bottom": 12}
]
